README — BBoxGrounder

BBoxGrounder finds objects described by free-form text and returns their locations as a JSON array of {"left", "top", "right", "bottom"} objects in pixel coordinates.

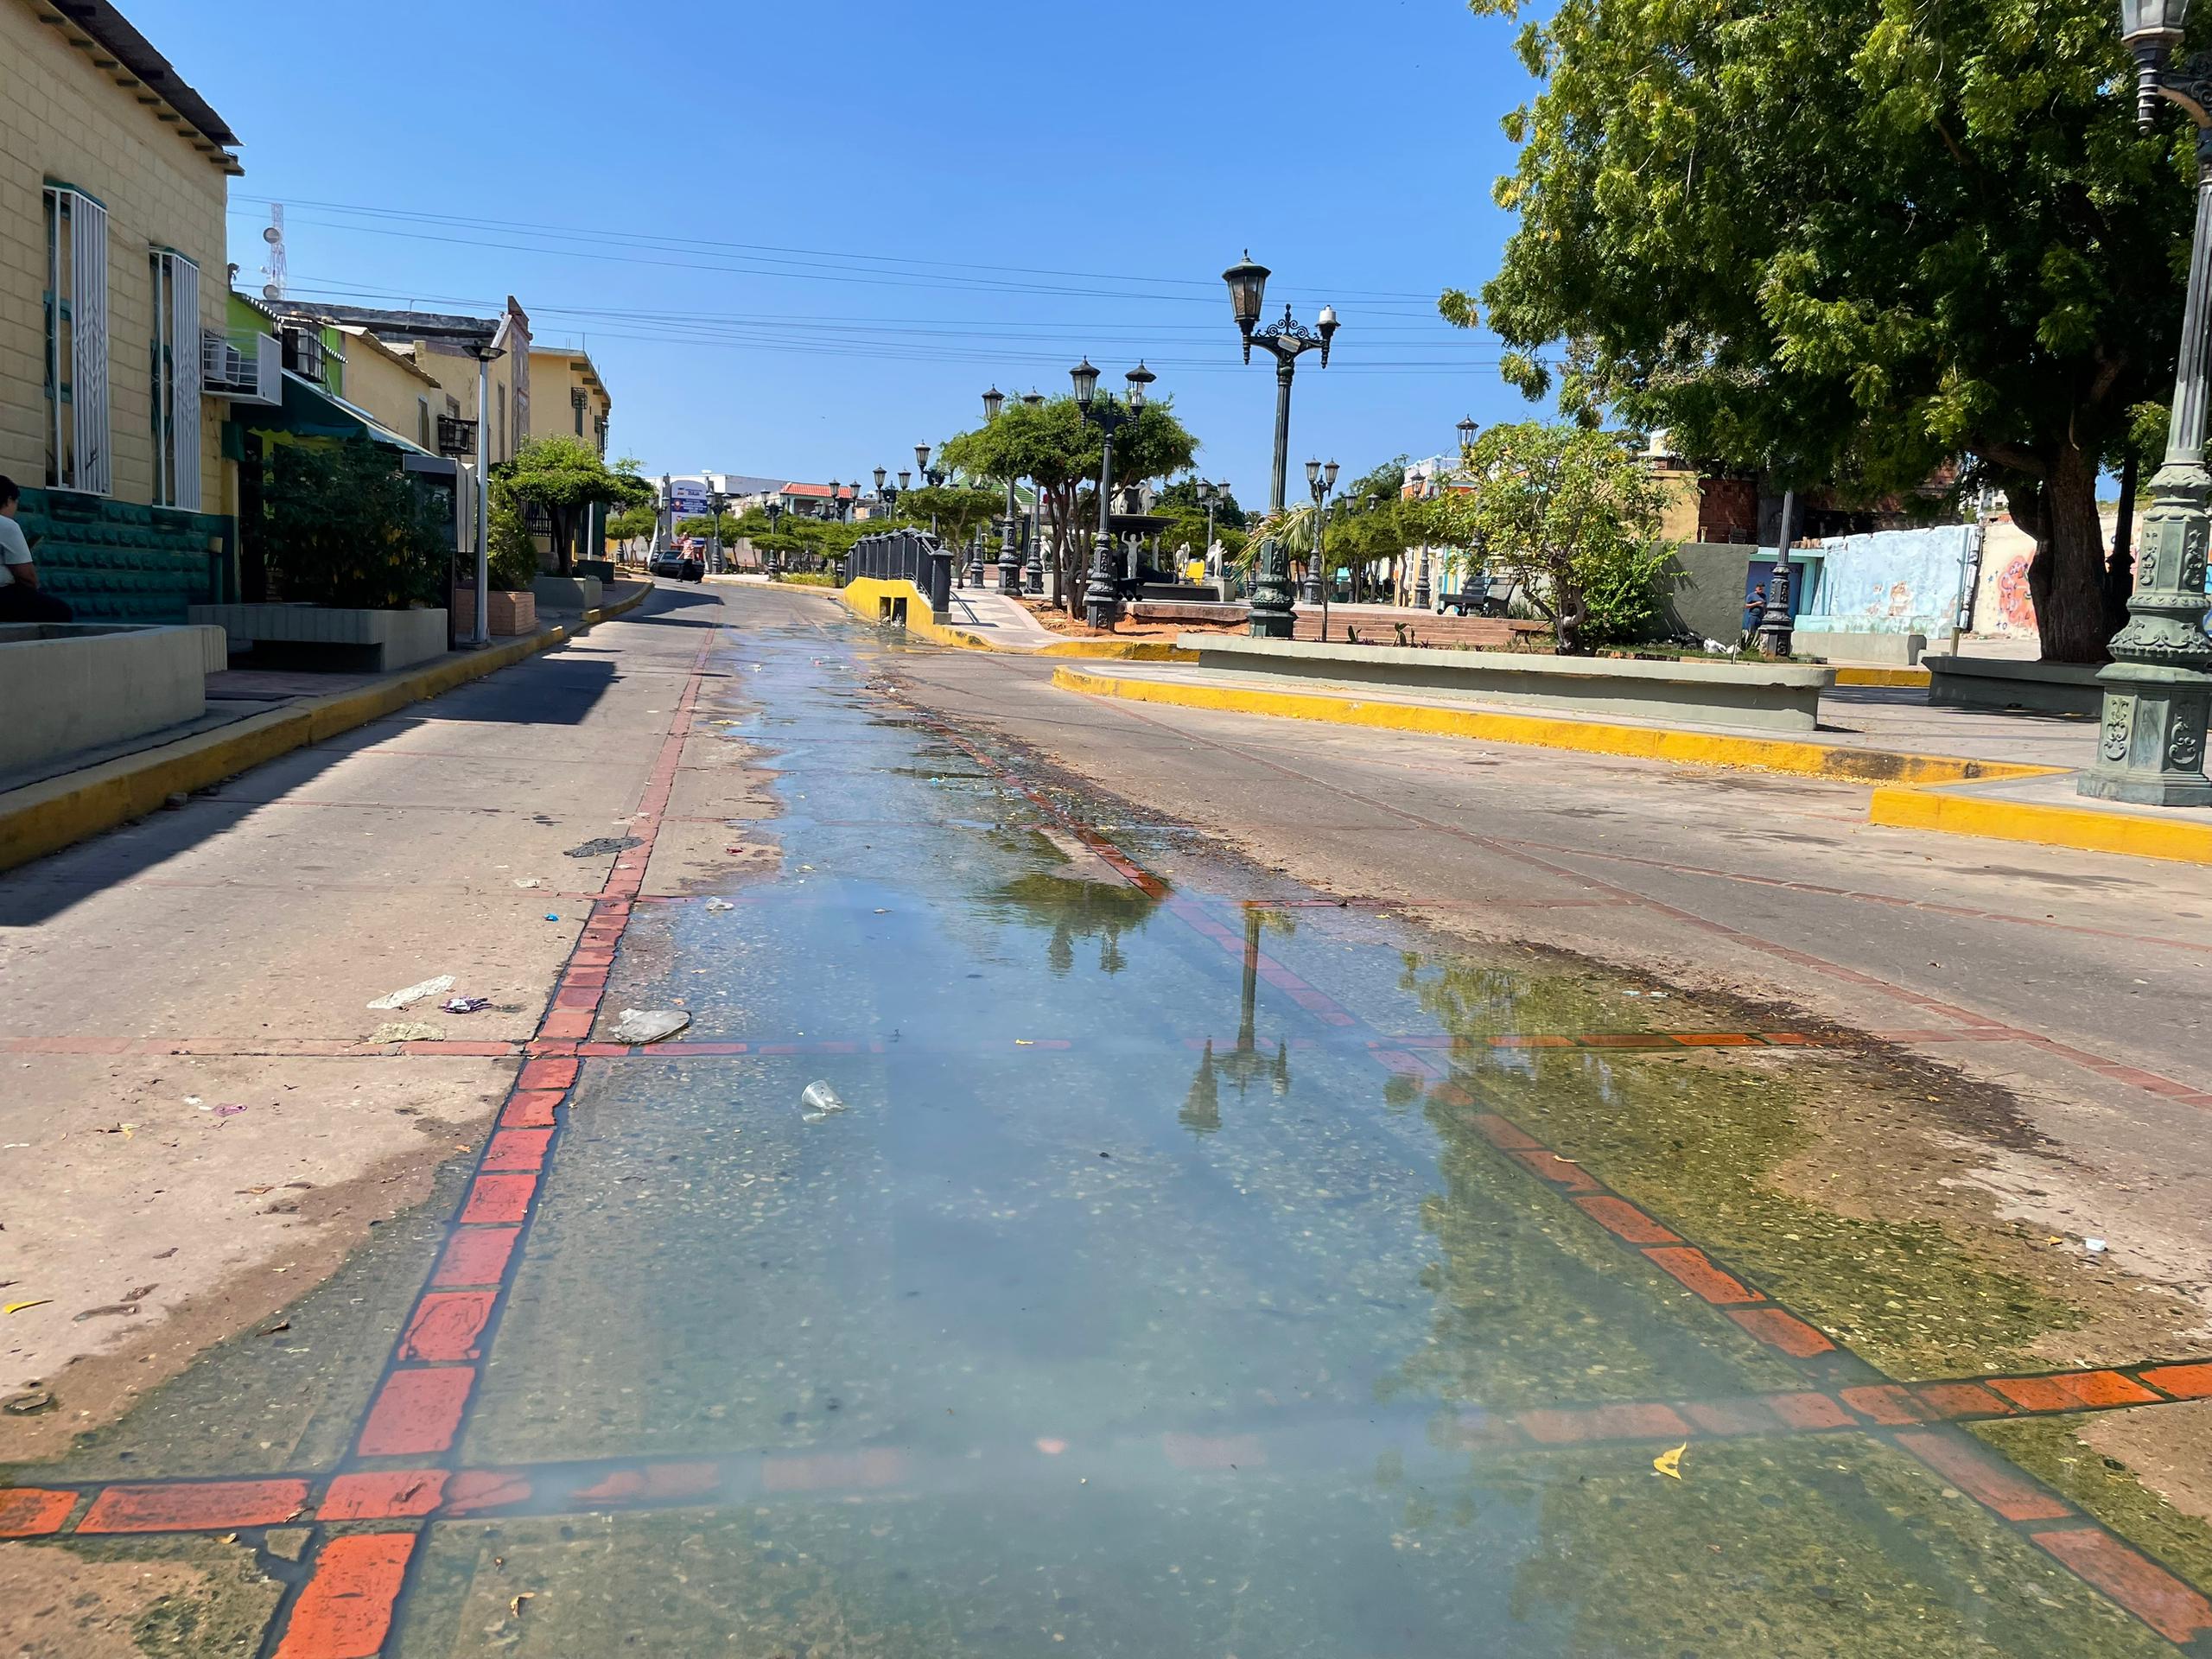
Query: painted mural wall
[
  {"left": 1966, "top": 512, "right": 2123, "bottom": 641},
  {"left": 1802, "top": 526, "right": 1977, "bottom": 635}
]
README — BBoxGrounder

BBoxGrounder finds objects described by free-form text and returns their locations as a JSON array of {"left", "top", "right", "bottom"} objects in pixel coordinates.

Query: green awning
[{"left": 243, "top": 369, "right": 432, "bottom": 454}]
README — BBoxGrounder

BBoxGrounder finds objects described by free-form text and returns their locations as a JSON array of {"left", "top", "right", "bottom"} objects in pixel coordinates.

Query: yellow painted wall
[
  {"left": 527, "top": 346, "right": 613, "bottom": 449},
  {"left": 334, "top": 329, "right": 442, "bottom": 448},
  {"left": 0, "top": 0, "right": 232, "bottom": 508},
  {"left": 396, "top": 340, "right": 519, "bottom": 463}
]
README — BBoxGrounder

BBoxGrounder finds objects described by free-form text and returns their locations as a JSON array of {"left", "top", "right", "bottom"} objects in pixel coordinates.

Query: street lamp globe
[
  {"left": 2122, "top": 0, "right": 2193, "bottom": 120},
  {"left": 899, "top": 469, "right": 912, "bottom": 491},
  {"left": 1125, "top": 361, "right": 1156, "bottom": 410},
  {"left": 1070, "top": 358, "right": 1101, "bottom": 411},
  {"left": 1318, "top": 304, "right": 1338, "bottom": 344},
  {"left": 982, "top": 386, "right": 1005, "bottom": 422},
  {"left": 874, "top": 466, "right": 887, "bottom": 493},
  {"left": 1305, "top": 457, "right": 1322, "bottom": 489},
  {"left": 1324, "top": 459, "right": 1340, "bottom": 491},
  {"left": 1021, "top": 390, "right": 1045, "bottom": 409},
  {"left": 1457, "top": 416, "right": 1479, "bottom": 453},
  {"left": 1223, "top": 252, "right": 1269, "bottom": 341},
  {"left": 914, "top": 442, "right": 931, "bottom": 474}
]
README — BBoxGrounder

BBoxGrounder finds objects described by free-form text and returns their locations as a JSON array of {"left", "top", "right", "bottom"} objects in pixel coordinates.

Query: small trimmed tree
[
  {"left": 494, "top": 437, "right": 652, "bottom": 575},
  {"left": 1434, "top": 422, "right": 1673, "bottom": 653},
  {"left": 264, "top": 436, "right": 447, "bottom": 609}
]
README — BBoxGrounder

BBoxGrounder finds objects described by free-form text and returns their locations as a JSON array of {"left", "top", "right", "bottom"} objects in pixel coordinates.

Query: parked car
[{"left": 650, "top": 551, "right": 704, "bottom": 582}]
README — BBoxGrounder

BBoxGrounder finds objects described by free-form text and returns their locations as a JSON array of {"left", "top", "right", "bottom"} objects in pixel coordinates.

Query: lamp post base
[
  {"left": 1083, "top": 534, "right": 1122, "bottom": 630},
  {"left": 1248, "top": 535, "right": 1296, "bottom": 639},
  {"left": 1298, "top": 575, "right": 1324, "bottom": 607},
  {"left": 2080, "top": 663, "right": 2212, "bottom": 806}
]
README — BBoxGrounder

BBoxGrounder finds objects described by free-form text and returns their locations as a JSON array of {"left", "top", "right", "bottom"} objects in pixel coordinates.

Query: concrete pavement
[{"left": 0, "top": 582, "right": 760, "bottom": 1459}]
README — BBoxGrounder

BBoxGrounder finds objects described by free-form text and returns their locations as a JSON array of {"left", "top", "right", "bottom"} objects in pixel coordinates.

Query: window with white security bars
[
  {"left": 43, "top": 185, "right": 111, "bottom": 495},
  {"left": 150, "top": 249, "right": 202, "bottom": 511}
]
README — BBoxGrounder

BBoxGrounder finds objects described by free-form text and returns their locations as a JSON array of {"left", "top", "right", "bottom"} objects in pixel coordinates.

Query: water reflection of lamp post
[
  {"left": 1211, "top": 906, "right": 1289, "bottom": 1102},
  {"left": 2082, "top": 0, "right": 2212, "bottom": 804}
]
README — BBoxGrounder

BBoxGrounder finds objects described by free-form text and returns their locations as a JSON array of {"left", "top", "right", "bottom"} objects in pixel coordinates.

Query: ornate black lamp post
[
  {"left": 2085, "top": 0, "right": 2212, "bottom": 804},
  {"left": 981, "top": 386, "right": 1026, "bottom": 594},
  {"left": 763, "top": 497, "right": 784, "bottom": 576},
  {"left": 1072, "top": 358, "right": 1156, "bottom": 629},
  {"left": 1300, "top": 457, "right": 1340, "bottom": 607},
  {"left": 1021, "top": 391, "right": 1047, "bottom": 594},
  {"left": 1224, "top": 252, "right": 1337, "bottom": 639},
  {"left": 705, "top": 483, "right": 728, "bottom": 575},
  {"left": 1755, "top": 487, "right": 1800, "bottom": 658},
  {"left": 1407, "top": 462, "right": 1436, "bottom": 609}
]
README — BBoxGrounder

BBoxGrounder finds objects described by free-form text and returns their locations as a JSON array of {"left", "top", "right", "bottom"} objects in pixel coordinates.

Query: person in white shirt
[{"left": 0, "top": 476, "right": 73, "bottom": 623}]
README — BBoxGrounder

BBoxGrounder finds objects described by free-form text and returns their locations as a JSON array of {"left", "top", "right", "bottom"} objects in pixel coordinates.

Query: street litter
[
  {"left": 372, "top": 1023, "right": 442, "bottom": 1045},
  {"left": 513, "top": 878, "right": 543, "bottom": 889},
  {"left": 545, "top": 914, "right": 562, "bottom": 922},
  {"left": 3, "top": 1388, "right": 55, "bottom": 1415},
  {"left": 1653, "top": 1443, "right": 1687, "bottom": 1479},
  {"left": 368, "top": 975, "right": 454, "bottom": 1011},
  {"left": 2086, "top": 1237, "right": 2108, "bottom": 1254},
  {"left": 800, "top": 1080, "right": 847, "bottom": 1122},
  {"left": 442, "top": 996, "right": 492, "bottom": 1014},
  {"left": 3, "top": 1300, "right": 51, "bottom": 1315},
  {"left": 704, "top": 898, "right": 735, "bottom": 912},
  {"left": 612, "top": 1008, "right": 691, "bottom": 1045},
  {"left": 565, "top": 836, "right": 642, "bottom": 858}
]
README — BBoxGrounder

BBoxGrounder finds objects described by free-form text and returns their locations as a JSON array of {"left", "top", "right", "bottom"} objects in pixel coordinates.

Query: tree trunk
[{"left": 2012, "top": 444, "right": 2111, "bottom": 664}]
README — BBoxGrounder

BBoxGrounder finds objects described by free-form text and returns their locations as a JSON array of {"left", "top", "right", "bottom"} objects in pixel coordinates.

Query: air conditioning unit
[
  {"left": 201, "top": 328, "right": 282, "bottom": 406},
  {"left": 281, "top": 326, "right": 325, "bottom": 383}
]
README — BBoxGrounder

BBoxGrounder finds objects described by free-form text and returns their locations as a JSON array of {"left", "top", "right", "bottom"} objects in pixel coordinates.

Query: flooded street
[{"left": 8, "top": 589, "right": 2209, "bottom": 1656}]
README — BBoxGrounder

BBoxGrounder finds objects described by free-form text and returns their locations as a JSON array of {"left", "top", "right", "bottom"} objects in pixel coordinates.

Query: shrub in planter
[
  {"left": 264, "top": 436, "right": 447, "bottom": 609},
  {"left": 486, "top": 507, "right": 542, "bottom": 592}
]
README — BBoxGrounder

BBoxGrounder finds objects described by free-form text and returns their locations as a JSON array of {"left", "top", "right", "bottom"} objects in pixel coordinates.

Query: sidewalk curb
[
  {"left": 1047, "top": 664, "right": 2059, "bottom": 787},
  {"left": 0, "top": 584, "right": 655, "bottom": 876},
  {"left": 836, "top": 577, "right": 1196, "bottom": 661},
  {"left": 1869, "top": 781, "right": 2212, "bottom": 866}
]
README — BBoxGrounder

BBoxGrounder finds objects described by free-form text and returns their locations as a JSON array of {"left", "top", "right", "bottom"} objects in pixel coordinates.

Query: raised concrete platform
[
  {"left": 533, "top": 574, "right": 604, "bottom": 614},
  {"left": 1797, "top": 627, "right": 1928, "bottom": 666},
  {"left": 1176, "top": 634, "right": 1836, "bottom": 733},
  {"left": 0, "top": 622, "right": 223, "bottom": 774},
  {"left": 1924, "top": 653, "right": 2103, "bottom": 715},
  {"left": 189, "top": 603, "right": 449, "bottom": 672},
  {"left": 1127, "top": 599, "right": 1248, "bottom": 625}
]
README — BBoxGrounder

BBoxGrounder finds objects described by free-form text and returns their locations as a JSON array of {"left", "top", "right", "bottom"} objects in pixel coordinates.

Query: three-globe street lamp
[
  {"left": 2083, "top": 0, "right": 2212, "bottom": 804},
  {"left": 1300, "top": 457, "right": 1340, "bottom": 609},
  {"left": 1196, "top": 478, "right": 1225, "bottom": 585},
  {"left": 1072, "top": 358, "right": 1157, "bottom": 629},
  {"left": 1224, "top": 252, "right": 1338, "bottom": 639},
  {"left": 982, "top": 386, "right": 1025, "bottom": 595},
  {"left": 1021, "top": 391, "right": 1047, "bottom": 593}
]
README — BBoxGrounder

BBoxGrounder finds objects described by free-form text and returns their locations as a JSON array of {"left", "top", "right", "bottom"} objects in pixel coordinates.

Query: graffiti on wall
[{"left": 1803, "top": 526, "right": 1975, "bottom": 632}]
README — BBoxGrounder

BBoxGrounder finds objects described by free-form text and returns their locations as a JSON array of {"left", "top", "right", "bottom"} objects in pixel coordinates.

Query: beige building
[
  {"left": 528, "top": 346, "right": 612, "bottom": 457},
  {"left": 0, "top": 0, "right": 244, "bottom": 621}
]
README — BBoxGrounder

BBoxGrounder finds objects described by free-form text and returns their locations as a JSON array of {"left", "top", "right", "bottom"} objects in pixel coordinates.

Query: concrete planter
[
  {"left": 532, "top": 575, "right": 603, "bottom": 613},
  {"left": 1175, "top": 635, "right": 1836, "bottom": 733},
  {"left": 188, "top": 603, "right": 448, "bottom": 672},
  {"left": 1924, "top": 654, "right": 2103, "bottom": 715},
  {"left": 450, "top": 588, "right": 539, "bottom": 639},
  {"left": 0, "top": 622, "right": 223, "bottom": 774}
]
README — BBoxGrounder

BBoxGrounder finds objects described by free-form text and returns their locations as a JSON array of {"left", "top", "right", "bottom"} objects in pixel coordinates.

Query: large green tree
[
  {"left": 1450, "top": 0, "right": 2196, "bottom": 662},
  {"left": 493, "top": 437, "right": 652, "bottom": 575},
  {"left": 940, "top": 396, "right": 1198, "bottom": 611}
]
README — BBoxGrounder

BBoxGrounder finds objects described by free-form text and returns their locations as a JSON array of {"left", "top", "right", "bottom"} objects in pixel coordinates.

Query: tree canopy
[
  {"left": 1449, "top": 0, "right": 2196, "bottom": 661},
  {"left": 939, "top": 395, "right": 1199, "bottom": 610},
  {"left": 494, "top": 436, "right": 653, "bottom": 575}
]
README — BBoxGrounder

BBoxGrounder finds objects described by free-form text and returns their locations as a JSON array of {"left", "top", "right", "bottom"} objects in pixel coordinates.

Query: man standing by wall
[{"left": 0, "top": 478, "right": 74, "bottom": 624}]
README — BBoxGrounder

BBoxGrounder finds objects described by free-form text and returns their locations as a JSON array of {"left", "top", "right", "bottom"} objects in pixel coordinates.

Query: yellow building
[
  {"left": 330, "top": 326, "right": 447, "bottom": 452},
  {"left": 0, "top": 0, "right": 244, "bottom": 620},
  {"left": 528, "top": 346, "right": 613, "bottom": 458}
]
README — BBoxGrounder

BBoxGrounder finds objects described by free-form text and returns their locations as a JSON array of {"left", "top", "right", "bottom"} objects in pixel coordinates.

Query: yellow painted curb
[
  {"left": 1049, "top": 664, "right": 2061, "bottom": 788},
  {"left": 1868, "top": 783, "right": 2212, "bottom": 865},
  {"left": 0, "top": 614, "right": 607, "bottom": 875},
  {"left": 1834, "top": 665, "right": 1929, "bottom": 689},
  {"left": 1039, "top": 639, "right": 1199, "bottom": 662}
]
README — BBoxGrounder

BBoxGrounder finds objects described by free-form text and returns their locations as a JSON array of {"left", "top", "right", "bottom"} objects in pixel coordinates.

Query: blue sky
[{"left": 137, "top": 0, "right": 1535, "bottom": 502}]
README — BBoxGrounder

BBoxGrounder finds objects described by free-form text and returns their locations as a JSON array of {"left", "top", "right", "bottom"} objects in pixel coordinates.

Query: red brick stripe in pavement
[{"left": 265, "top": 618, "right": 722, "bottom": 1656}]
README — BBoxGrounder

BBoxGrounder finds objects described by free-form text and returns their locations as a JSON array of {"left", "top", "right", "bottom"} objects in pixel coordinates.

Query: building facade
[{"left": 1, "top": 0, "right": 243, "bottom": 621}]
